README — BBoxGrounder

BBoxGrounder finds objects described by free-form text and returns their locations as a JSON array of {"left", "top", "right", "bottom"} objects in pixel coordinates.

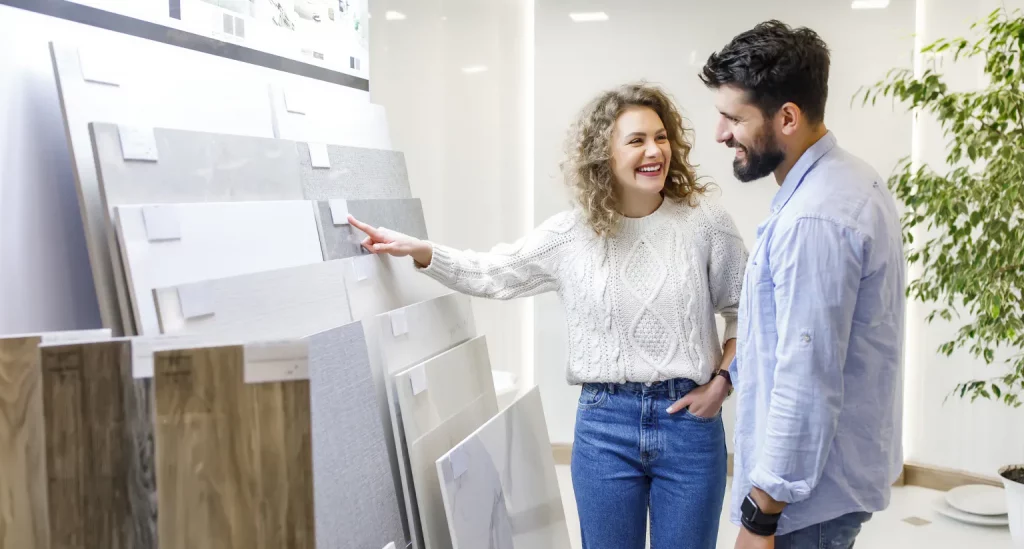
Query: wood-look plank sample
[
  {"left": 152, "top": 260, "right": 352, "bottom": 338},
  {"left": 115, "top": 200, "right": 323, "bottom": 336},
  {"left": 39, "top": 339, "right": 157, "bottom": 549},
  {"left": 342, "top": 254, "right": 448, "bottom": 321},
  {"left": 270, "top": 85, "right": 392, "bottom": 149},
  {"left": 0, "top": 330, "right": 113, "bottom": 549},
  {"left": 153, "top": 344, "right": 314, "bottom": 549},
  {"left": 50, "top": 40, "right": 276, "bottom": 332},
  {"left": 307, "top": 324, "right": 406, "bottom": 549},
  {"left": 361, "top": 293, "right": 478, "bottom": 549},
  {"left": 436, "top": 388, "right": 571, "bottom": 549},
  {"left": 314, "top": 199, "right": 427, "bottom": 261},
  {"left": 91, "top": 122, "right": 307, "bottom": 334},
  {"left": 394, "top": 338, "right": 498, "bottom": 549},
  {"left": 296, "top": 144, "right": 412, "bottom": 201}
]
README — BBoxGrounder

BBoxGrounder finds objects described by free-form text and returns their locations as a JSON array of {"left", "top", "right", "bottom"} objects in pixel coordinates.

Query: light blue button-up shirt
[{"left": 730, "top": 132, "right": 905, "bottom": 535}]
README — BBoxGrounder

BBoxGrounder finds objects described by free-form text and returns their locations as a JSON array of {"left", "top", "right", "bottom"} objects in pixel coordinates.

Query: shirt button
[{"left": 801, "top": 333, "right": 812, "bottom": 343}]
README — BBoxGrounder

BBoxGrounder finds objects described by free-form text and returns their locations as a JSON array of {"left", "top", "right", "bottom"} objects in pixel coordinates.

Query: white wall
[
  {"left": 534, "top": 0, "right": 915, "bottom": 444},
  {"left": 0, "top": 4, "right": 371, "bottom": 334},
  {"left": 369, "top": 0, "right": 533, "bottom": 387},
  {"left": 904, "top": 0, "right": 1024, "bottom": 477}
]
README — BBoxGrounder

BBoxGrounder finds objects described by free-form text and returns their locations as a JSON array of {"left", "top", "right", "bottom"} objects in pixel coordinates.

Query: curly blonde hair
[{"left": 562, "top": 82, "right": 706, "bottom": 236}]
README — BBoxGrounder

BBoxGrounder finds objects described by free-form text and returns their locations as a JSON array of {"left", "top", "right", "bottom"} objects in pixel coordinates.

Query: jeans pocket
[
  {"left": 577, "top": 384, "right": 608, "bottom": 410},
  {"left": 682, "top": 407, "right": 721, "bottom": 423}
]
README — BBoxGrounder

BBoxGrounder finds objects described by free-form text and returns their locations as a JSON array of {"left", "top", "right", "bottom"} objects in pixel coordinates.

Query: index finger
[{"left": 348, "top": 215, "right": 380, "bottom": 237}]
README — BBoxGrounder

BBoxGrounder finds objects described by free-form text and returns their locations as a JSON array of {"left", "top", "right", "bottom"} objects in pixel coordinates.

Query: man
[{"left": 700, "top": 21, "right": 906, "bottom": 549}]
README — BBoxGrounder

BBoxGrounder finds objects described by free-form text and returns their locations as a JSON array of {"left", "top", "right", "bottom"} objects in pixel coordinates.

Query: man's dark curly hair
[{"left": 700, "top": 20, "right": 831, "bottom": 124}]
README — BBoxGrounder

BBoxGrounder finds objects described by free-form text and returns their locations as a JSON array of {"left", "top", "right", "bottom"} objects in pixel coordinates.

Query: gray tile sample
[
  {"left": 308, "top": 323, "right": 407, "bottom": 549},
  {"left": 315, "top": 199, "right": 428, "bottom": 260},
  {"left": 91, "top": 122, "right": 306, "bottom": 335},
  {"left": 297, "top": 143, "right": 412, "bottom": 201}
]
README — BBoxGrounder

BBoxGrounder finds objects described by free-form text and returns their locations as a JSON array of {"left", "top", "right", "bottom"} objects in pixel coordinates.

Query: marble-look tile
[
  {"left": 315, "top": 199, "right": 428, "bottom": 261},
  {"left": 394, "top": 339, "right": 498, "bottom": 549},
  {"left": 307, "top": 323, "right": 407, "bottom": 549},
  {"left": 297, "top": 144, "right": 412, "bottom": 201},
  {"left": 437, "top": 388, "right": 571, "bottom": 549},
  {"left": 342, "top": 254, "right": 448, "bottom": 321},
  {"left": 362, "top": 293, "right": 478, "bottom": 549}
]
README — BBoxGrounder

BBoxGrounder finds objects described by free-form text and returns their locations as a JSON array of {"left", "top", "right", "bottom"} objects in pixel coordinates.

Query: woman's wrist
[{"left": 411, "top": 241, "right": 434, "bottom": 268}]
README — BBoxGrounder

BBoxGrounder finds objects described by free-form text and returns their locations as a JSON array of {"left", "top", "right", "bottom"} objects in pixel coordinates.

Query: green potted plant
[{"left": 857, "top": 8, "right": 1023, "bottom": 543}]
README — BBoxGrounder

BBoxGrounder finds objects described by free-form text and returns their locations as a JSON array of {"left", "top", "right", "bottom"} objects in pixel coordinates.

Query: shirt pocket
[{"left": 755, "top": 280, "right": 777, "bottom": 335}]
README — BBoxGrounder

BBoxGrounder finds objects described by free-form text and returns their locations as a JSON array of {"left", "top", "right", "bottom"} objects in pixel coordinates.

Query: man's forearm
[{"left": 750, "top": 486, "right": 786, "bottom": 515}]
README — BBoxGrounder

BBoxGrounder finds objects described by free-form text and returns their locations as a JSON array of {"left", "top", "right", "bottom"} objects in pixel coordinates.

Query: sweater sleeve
[
  {"left": 699, "top": 198, "right": 748, "bottom": 341},
  {"left": 416, "top": 211, "right": 578, "bottom": 300}
]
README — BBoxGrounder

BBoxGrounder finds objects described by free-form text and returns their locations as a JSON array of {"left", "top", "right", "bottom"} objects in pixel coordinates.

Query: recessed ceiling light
[
  {"left": 851, "top": 0, "right": 889, "bottom": 9},
  {"left": 385, "top": 10, "right": 407, "bottom": 20},
  {"left": 569, "top": 12, "right": 609, "bottom": 22},
  {"left": 461, "top": 65, "right": 488, "bottom": 74}
]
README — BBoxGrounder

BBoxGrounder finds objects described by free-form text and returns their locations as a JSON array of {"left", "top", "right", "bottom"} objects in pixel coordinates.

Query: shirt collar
[{"left": 769, "top": 131, "right": 838, "bottom": 215}]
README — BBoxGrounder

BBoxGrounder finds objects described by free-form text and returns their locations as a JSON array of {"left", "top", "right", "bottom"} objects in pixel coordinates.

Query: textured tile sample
[
  {"left": 91, "top": 121, "right": 306, "bottom": 334},
  {"left": 39, "top": 339, "right": 157, "bottom": 549},
  {"left": 153, "top": 259, "right": 353, "bottom": 338},
  {"left": 307, "top": 323, "right": 407, "bottom": 549},
  {"left": 315, "top": 198, "right": 427, "bottom": 261},
  {"left": 0, "top": 330, "right": 112, "bottom": 549},
  {"left": 297, "top": 144, "right": 412, "bottom": 201},
  {"left": 154, "top": 344, "right": 315, "bottom": 549},
  {"left": 362, "top": 293, "right": 478, "bottom": 549},
  {"left": 50, "top": 41, "right": 276, "bottom": 333},
  {"left": 437, "top": 388, "right": 571, "bottom": 549},
  {"left": 270, "top": 85, "right": 392, "bottom": 149},
  {"left": 342, "top": 254, "right": 448, "bottom": 321},
  {"left": 394, "top": 338, "right": 498, "bottom": 549},
  {"left": 114, "top": 200, "right": 323, "bottom": 335}
]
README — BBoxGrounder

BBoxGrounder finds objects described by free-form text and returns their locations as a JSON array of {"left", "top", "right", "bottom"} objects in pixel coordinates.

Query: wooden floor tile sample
[
  {"left": 297, "top": 144, "right": 412, "bottom": 201},
  {"left": 50, "top": 41, "right": 276, "bottom": 333},
  {"left": 362, "top": 293, "right": 478, "bottom": 549},
  {"left": 115, "top": 200, "right": 323, "bottom": 336},
  {"left": 307, "top": 323, "right": 406, "bottom": 549},
  {"left": 153, "top": 260, "right": 353, "bottom": 338},
  {"left": 91, "top": 122, "right": 306, "bottom": 334},
  {"left": 39, "top": 339, "right": 157, "bottom": 549},
  {"left": 394, "top": 338, "right": 499, "bottom": 549},
  {"left": 270, "top": 85, "right": 392, "bottom": 150},
  {"left": 315, "top": 199, "right": 427, "bottom": 260},
  {"left": 154, "top": 344, "right": 315, "bottom": 549},
  {"left": 0, "top": 330, "right": 113, "bottom": 549},
  {"left": 343, "top": 255, "right": 448, "bottom": 321}
]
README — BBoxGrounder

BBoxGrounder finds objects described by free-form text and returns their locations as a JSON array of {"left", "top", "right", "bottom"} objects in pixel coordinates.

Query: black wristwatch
[
  {"left": 715, "top": 369, "right": 733, "bottom": 397},
  {"left": 740, "top": 494, "right": 782, "bottom": 536}
]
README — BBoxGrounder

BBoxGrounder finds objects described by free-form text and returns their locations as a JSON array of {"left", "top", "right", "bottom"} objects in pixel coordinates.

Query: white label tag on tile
[
  {"left": 354, "top": 255, "right": 374, "bottom": 282},
  {"left": 329, "top": 199, "right": 350, "bottom": 225},
  {"left": 118, "top": 125, "right": 159, "bottom": 162},
  {"left": 244, "top": 340, "right": 310, "bottom": 383},
  {"left": 78, "top": 48, "right": 120, "bottom": 86},
  {"left": 308, "top": 143, "right": 330, "bottom": 168},
  {"left": 409, "top": 366, "right": 428, "bottom": 395},
  {"left": 39, "top": 329, "right": 112, "bottom": 344},
  {"left": 382, "top": 543, "right": 396, "bottom": 549},
  {"left": 177, "top": 283, "right": 215, "bottom": 319},
  {"left": 450, "top": 447, "right": 468, "bottom": 480},
  {"left": 390, "top": 309, "right": 408, "bottom": 337},
  {"left": 142, "top": 206, "right": 181, "bottom": 241},
  {"left": 284, "top": 89, "right": 307, "bottom": 114}
]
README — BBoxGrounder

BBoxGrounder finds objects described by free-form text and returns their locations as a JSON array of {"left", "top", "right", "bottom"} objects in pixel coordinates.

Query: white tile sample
[
  {"left": 394, "top": 338, "right": 498, "bottom": 549},
  {"left": 50, "top": 41, "right": 276, "bottom": 333},
  {"left": 307, "top": 323, "right": 407, "bottom": 549},
  {"left": 342, "top": 254, "right": 448, "bottom": 321},
  {"left": 297, "top": 145, "right": 412, "bottom": 201},
  {"left": 152, "top": 260, "right": 353, "bottom": 339},
  {"left": 362, "top": 293, "right": 478, "bottom": 549},
  {"left": 270, "top": 85, "right": 392, "bottom": 149},
  {"left": 437, "top": 388, "right": 571, "bottom": 549},
  {"left": 315, "top": 199, "right": 428, "bottom": 261},
  {"left": 115, "top": 200, "right": 323, "bottom": 336}
]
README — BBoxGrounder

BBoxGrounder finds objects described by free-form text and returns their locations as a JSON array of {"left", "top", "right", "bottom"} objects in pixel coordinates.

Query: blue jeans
[
  {"left": 571, "top": 378, "right": 727, "bottom": 549},
  {"left": 775, "top": 512, "right": 873, "bottom": 549}
]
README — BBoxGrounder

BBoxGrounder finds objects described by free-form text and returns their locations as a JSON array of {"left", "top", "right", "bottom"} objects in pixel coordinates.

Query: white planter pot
[{"left": 1001, "top": 465, "right": 1024, "bottom": 548}]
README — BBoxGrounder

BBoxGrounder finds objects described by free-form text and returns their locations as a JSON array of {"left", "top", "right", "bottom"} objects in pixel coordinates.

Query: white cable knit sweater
[{"left": 418, "top": 196, "right": 748, "bottom": 385}]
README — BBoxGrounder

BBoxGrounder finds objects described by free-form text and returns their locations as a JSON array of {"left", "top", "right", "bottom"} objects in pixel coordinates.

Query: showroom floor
[{"left": 555, "top": 466, "right": 1015, "bottom": 548}]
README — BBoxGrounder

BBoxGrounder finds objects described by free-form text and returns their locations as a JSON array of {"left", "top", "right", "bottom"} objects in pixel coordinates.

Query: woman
[{"left": 350, "top": 83, "right": 747, "bottom": 549}]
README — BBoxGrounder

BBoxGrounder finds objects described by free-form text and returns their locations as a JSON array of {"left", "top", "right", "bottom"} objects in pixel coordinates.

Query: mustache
[{"left": 726, "top": 139, "right": 746, "bottom": 151}]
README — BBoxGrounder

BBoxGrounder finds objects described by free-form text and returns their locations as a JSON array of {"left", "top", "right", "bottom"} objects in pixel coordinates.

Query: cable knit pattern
[{"left": 417, "top": 196, "right": 748, "bottom": 384}]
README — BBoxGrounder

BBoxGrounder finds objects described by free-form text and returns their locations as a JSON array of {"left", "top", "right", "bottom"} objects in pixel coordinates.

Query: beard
[{"left": 729, "top": 129, "right": 785, "bottom": 183}]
